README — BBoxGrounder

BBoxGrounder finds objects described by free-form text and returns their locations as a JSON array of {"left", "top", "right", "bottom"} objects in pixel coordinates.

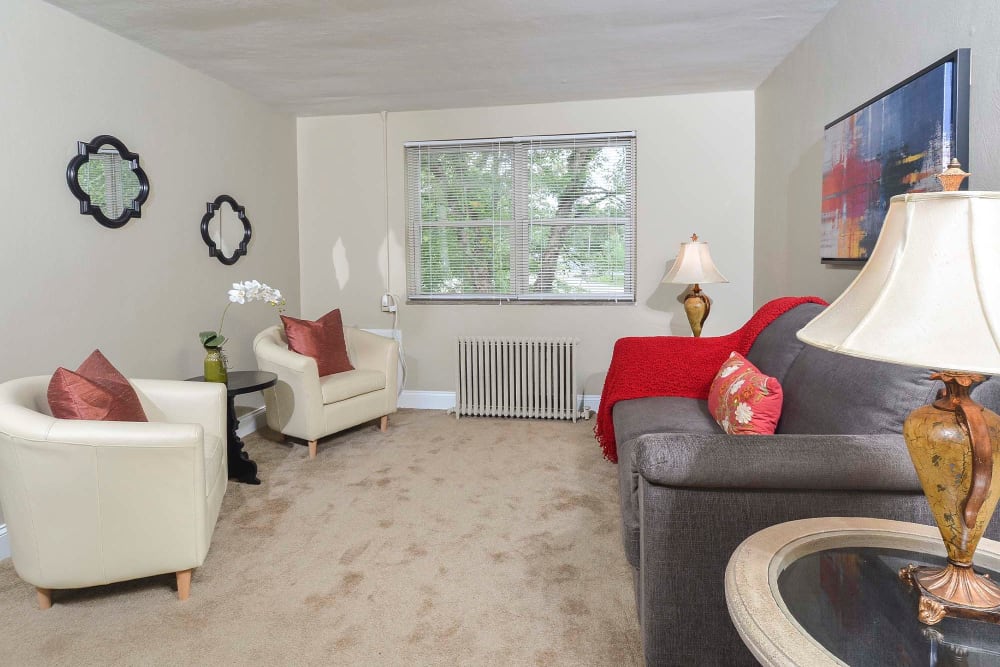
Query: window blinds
[{"left": 405, "top": 132, "right": 636, "bottom": 303}]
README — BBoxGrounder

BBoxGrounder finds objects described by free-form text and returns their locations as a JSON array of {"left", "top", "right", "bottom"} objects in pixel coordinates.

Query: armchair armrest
[
  {"left": 46, "top": 419, "right": 205, "bottom": 448},
  {"left": 348, "top": 328, "right": 398, "bottom": 376},
  {"left": 256, "top": 336, "right": 321, "bottom": 375},
  {"left": 2, "top": 418, "right": 209, "bottom": 587},
  {"left": 253, "top": 326, "right": 324, "bottom": 440},
  {"left": 634, "top": 432, "right": 922, "bottom": 492},
  {"left": 132, "top": 379, "right": 226, "bottom": 441}
]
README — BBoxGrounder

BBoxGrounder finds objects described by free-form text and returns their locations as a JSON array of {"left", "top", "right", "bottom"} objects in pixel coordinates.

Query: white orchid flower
[{"left": 207, "top": 279, "right": 285, "bottom": 349}]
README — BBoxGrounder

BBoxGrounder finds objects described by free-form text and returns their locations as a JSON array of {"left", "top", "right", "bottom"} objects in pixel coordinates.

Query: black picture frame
[
  {"left": 820, "top": 49, "right": 970, "bottom": 264},
  {"left": 201, "top": 194, "right": 252, "bottom": 265},
  {"left": 66, "top": 134, "right": 150, "bottom": 229}
]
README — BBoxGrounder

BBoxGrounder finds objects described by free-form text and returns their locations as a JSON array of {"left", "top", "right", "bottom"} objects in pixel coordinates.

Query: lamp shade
[
  {"left": 797, "top": 192, "right": 1000, "bottom": 374},
  {"left": 663, "top": 237, "right": 728, "bottom": 285}
]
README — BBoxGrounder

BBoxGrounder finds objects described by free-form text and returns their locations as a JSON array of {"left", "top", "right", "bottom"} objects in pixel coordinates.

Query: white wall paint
[
  {"left": 298, "top": 93, "right": 756, "bottom": 393},
  {"left": 0, "top": 0, "right": 300, "bottom": 382},
  {"left": 754, "top": 0, "right": 1000, "bottom": 305}
]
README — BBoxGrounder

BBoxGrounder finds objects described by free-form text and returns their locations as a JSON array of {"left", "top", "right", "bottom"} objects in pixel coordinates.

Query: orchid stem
[{"left": 216, "top": 302, "right": 232, "bottom": 341}]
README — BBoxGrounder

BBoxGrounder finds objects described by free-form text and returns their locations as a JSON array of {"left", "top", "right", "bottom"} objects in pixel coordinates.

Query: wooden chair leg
[
  {"left": 380, "top": 415, "right": 388, "bottom": 432},
  {"left": 36, "top": 588, "right": 52, "bottom": 610},
  {"left": 176, "top": 569, "right": 192, "bottom": 601},
  {"left": 308, "top": 440, "right": 317, "bottom": 459}
]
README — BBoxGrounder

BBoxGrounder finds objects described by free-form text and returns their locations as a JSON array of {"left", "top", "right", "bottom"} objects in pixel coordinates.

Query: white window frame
[{"left": 404, "top": 131, "right": 636, "bottom": 304}]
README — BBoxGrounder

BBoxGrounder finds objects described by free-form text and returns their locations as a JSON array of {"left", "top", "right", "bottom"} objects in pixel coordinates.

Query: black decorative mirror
[
  {"left": 201, "top": 194, "right": 252, "bottom": 265},
  {"left": 66, "top": 135, "right": 149, "bottom": 229}
]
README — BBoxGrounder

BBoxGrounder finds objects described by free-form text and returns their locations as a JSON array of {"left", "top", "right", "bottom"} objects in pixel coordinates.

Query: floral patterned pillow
[{"left": 707, "top": 352, "right": 783, "bottom": 435}]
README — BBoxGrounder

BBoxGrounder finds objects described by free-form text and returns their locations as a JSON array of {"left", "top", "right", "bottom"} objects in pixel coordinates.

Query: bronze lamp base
[
  {"left": 682, "top": 284, "right": 711, "bottom": 337},
  {"left": 901, "top": 562, "right": 1000, "bottom": 625},
  {"left": 900, "top": 372, "right": 1000, "bottom": 625}
]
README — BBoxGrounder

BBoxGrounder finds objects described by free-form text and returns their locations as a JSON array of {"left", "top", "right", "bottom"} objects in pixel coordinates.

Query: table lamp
[
  {"left": 663, "top": 234, "right": 728, "bottom": 337},
  {"left": 797, "top": 162, "right": 1000, "bottom": 625}
]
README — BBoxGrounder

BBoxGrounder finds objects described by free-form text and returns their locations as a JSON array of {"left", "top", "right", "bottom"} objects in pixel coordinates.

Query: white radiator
[{"left": 453, "top": 337, "right": 582, "bottom": 421}]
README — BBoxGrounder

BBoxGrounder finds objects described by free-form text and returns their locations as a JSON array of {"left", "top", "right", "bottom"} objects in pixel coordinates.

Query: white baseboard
[
  {"left": 581, "top": 394, "right": 601, "bottom": 413},
  {"left": 398, "top": 390, "right": 455, "bottom": 410},
  {"left": 236, "top": 406, "right": 267, "bottom": 438},
  {"left": 233, "top": 393, "right": 600, "bottom": 433},
  {"left": 399, "top": 390, "right": 600, "bottom": 414},
  {"left": 0, "top": 524, "right": 8, "bottom": 561}
]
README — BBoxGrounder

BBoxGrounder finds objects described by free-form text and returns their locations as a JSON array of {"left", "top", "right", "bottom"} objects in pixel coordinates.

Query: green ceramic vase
[{"left": 203, "top": 347, "right": 228, "bottom": 383}]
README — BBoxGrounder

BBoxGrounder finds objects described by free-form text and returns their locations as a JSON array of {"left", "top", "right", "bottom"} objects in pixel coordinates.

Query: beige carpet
[{"left": 0, "top": 409, "right": 641, "bottom": 665}]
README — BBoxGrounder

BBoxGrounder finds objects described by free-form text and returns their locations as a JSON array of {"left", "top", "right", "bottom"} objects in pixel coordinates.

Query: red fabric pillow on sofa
[
  {"left": 707, "top": 351, "right": 782, "bottom": 435},
  {"left": 47, "top": 350, "right": 148, "bottom": 422},
  {"left": 281, "top": 308, "right": 354, "bottom": 377}
]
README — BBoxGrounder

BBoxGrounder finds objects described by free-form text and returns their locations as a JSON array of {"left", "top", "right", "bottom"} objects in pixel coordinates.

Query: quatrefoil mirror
[
  {"left": 66, "top": 135, "right": 149, "bottom": 229},
  {"left": 201, "top": 194, "right": 252, "bottom": 265}
]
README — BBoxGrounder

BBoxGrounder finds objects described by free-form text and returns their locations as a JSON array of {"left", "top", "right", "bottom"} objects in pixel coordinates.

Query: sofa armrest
[
  {"left": 634, "top": 432, "right": 922, "bottom": 492},
  {"left": 633, "top": 436, "right": 933, "bottom": 667}
]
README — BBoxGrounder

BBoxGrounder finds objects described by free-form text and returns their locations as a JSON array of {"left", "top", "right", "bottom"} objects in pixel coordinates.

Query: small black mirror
[
  {"left": 66, "top": 135, "right": 149, "bottom": 229},
  {"left": 201, "top": 194, "right": 252, "bottom": 265}
]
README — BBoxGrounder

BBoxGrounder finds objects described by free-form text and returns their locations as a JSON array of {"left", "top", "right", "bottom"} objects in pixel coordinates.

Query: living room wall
[
  {"left": 297, "top": 92, "right": 756, "bottom": 396},
  {"left": 0, "top": 0, "right": 300, "bottom": 383},
  {"left": 754, "top": 0, "right": 1000, "bottom": 306}
]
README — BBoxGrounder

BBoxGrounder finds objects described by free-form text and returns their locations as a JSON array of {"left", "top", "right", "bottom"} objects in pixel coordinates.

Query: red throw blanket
[{"left": 594, "top": 296, "right": 828, "bottom": 462}]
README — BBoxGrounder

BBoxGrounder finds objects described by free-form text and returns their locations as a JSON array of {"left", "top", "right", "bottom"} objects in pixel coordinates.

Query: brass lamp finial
[
  {"left": 937, "top": 159, "right": 970, "bottom": 192},
  {"left": 690, "top": 233, "right": 699, "bottom": 242}
]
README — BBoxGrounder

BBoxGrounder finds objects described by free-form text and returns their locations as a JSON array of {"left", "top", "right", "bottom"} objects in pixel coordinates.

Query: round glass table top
[
  {"left": 778, "top": 546, "right": 1000, "bottom": 666},
  {"left": 726, "top": 518, "right": 1000, "bottom": 667}
]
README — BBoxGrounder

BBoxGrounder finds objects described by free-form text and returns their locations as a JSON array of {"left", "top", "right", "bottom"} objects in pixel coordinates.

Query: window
[{"left": 405, "top": 132, "right": 635, "bottom": 303}]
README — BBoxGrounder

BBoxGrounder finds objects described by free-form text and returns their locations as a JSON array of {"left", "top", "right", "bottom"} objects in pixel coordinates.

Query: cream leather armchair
[
  {"left": 0, "top": 376, "right": 227, "bottom": 608},
  {"left": 253, "top": 325, "right": 398, "bottom": 458}
]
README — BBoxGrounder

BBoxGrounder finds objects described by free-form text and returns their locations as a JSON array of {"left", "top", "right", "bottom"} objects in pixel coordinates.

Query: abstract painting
[{"left": 821, "top": 50, "right": 969, "bottom": 262}]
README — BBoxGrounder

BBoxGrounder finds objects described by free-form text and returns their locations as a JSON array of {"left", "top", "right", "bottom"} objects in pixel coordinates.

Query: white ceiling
[{"left": 45, "top": 0, "right": 838, "bottom": 116}]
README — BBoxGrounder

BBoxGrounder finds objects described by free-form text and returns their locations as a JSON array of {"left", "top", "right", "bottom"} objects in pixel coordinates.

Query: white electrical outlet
[{"left": 380, "top": 293, "right": 397, "bottom": 312}]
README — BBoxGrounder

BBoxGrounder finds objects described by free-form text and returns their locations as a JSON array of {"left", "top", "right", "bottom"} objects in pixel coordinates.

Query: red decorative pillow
[
  {"left": 281, "top": 308, "right": 354, "bottom": 377},
  {"left": 47, "top": 350, "right": 148, "bottom": 422},
  {"left": 707, "top": 352, "right": 782, "bottom": 435}
]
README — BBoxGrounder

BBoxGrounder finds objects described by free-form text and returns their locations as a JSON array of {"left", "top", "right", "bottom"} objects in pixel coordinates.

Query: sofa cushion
[
  {"left": 707, "top": 352, "right": 783, "bottom": 435},
  {"left": 777, "top": 345, "right": 939, "bottom": 435},
  {"left": 612, "top": 396, "right": 722, "bottom": 446},
  {"left": 745, "top": 302, "right": 825, "bottom": 384},
  {"left": 47, "top": 350, "right": 148, "bottom": 422},
  {"left": 320, "top": 369, "right": 386, "bottom": 404}
]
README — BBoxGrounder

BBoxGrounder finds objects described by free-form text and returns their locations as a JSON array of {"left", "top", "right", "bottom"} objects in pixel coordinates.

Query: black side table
[{"left": 187, "top": 370, "right": 277, "bottom": 485}]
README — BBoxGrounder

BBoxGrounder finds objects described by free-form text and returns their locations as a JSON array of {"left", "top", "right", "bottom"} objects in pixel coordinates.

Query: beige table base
[{"left": 725, "top": 517, "right": 1000, "bottom": 667}]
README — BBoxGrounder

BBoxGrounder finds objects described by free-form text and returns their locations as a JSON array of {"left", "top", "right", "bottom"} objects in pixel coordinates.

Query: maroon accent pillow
[
  {"left": 47, "top": 350, "right": 149, "bottom": 422},
  {"left": 281, "top": 308, "right": 354, "bottom": 376}
]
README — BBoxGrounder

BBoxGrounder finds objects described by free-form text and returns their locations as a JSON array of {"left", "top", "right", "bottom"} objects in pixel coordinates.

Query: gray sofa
[{"left": 612, "top": 302, "right": 1000, "bottom": 666}]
